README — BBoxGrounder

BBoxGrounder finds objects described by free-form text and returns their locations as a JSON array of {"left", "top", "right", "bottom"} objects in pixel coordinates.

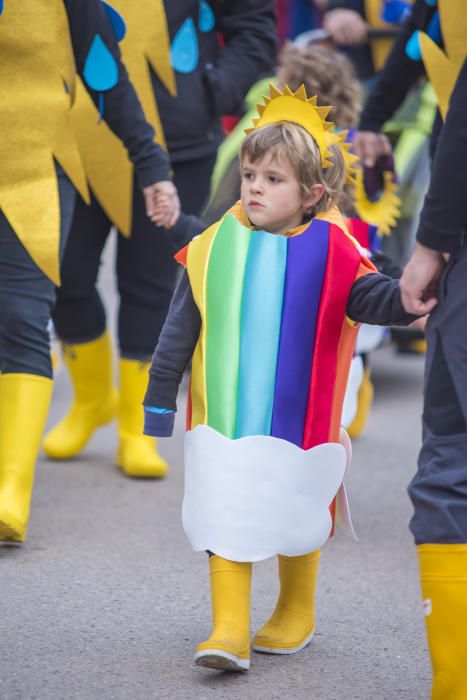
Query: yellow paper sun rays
[
  {"left": 71, "top": 0, "right": 176, "bottom": 236},
  {"left": 245, "top": 83, "right": 341, "bottom": 168},
  {"left": 353, "top": 170, "right": 401, "bottom": 237},
  {"left": 338, "top": 131, "right": 360, "bottom": 186}
]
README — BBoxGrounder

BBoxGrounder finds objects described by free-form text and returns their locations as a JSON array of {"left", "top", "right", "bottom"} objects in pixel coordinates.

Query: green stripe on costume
[{"left": 205, "top": 215, "right": 252, "bottom": 437}]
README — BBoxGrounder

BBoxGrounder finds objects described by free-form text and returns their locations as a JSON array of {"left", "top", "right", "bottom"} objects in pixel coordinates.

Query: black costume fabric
[
  {"left": 155, "top": 0, "right": 277, "bottom": 163},
  {"left": 0, "top": 168, "right": 75, "bottom": 378},
  {"left": 409, "top": 243, "right": 467, "bottom": 544},
  {"left": 359, "top": 1, "right": 467, "bottom": 543}
]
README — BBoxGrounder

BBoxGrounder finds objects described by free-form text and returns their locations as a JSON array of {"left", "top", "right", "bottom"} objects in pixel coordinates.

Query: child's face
[{"left": 240, "top": 151, "right": 323, "bottom": 235}]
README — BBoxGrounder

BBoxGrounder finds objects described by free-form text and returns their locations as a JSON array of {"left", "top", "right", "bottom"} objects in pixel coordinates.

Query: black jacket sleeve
[
  {"left": 65, "top": 0, "right": 170, "bottom": 187},
  {"left": 204, "top": 0, "right": 277, "bottom": 116},
  {"left": 358, "top": 0, "right": 432, "bottom": 132},
  {"left": 416, "top": 60, "right": 467, "bottom": 253},
  {"left": 347, "top": 272, "right": 419, "bottom": 325},
  {"left": 164, "top": 213, "right": 205, "bottom": 252},
  {"left": 144, "top": 271, "right": 201, "bottom": 411}
]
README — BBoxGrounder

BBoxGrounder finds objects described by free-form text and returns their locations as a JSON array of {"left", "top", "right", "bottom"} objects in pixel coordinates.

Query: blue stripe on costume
[{"left": 236, "top": 232, "right": 287, "bottom": 438}]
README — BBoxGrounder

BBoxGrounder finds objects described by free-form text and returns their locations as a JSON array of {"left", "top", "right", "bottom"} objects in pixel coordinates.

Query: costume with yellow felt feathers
[{"left": 0, "top": 0, "right": 169, "bottom": 543}]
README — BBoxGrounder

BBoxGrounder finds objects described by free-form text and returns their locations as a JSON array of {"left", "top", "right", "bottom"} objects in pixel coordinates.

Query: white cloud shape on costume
[{"left": 182, "top": 425, "right": 347, "bottom": 562}]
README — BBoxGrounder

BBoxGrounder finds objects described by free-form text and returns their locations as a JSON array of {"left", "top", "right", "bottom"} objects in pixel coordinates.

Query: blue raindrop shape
[
  {"left": 170, "top": 18, "right": 199, "bottom": 74},
  {"left": 424, "top": 0, "right": 437, "bottom": 6},
  {"left": 0, "top": 0, "right": 4, "bottom": 15},
  {"left": 382, "top": 1, "right": 411, "bottom": 25},
  {"left": 199, "top": 1, "right": 215, "bottom": 32},
  {"left": 83, "top": 34, "right": 119, "bottom": 92},
  {"left": 405, "top": 30, "right": 422, "bottom": 61},
  {"left": 101, "top": 1, "right": 126, "bottom": 42},
  {"left": 427, "top": 11, "right": 441, "bottom": 44}
]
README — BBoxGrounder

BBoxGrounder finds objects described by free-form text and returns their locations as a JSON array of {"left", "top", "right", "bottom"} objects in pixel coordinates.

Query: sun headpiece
[{"left": 245, "top": 83, "right": 342, "bottom": 169}]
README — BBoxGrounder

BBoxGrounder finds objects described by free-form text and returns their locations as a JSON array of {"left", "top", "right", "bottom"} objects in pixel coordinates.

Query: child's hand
[
  {"left": 410, "top": 316, "right": 428, "bottom": 332},
  {"left": 143, "top": 180, "right": 181, "bottom": 228},
  {"left": 152, "top": 194, "right": 172, "bottom": 227}
]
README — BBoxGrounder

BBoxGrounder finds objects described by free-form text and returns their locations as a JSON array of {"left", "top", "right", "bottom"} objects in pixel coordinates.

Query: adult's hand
[
  {"left": 353, "top": 131, "right": 393, "bottom": 167},
  {"left": 400, "top": 242, "right": 446, "bottom": 315},
  {"left": 323, "top": 9, "right": 368, "bottom": 45},
  {"left": 143, "top": 180, "right": 180, "bottom": 228},
  {"left": 313, "top": 0, "right": 329, "bottom": 10}
]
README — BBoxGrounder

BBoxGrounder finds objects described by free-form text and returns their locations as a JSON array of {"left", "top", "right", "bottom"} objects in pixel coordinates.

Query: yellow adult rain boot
[
  {"left": 117, "top": 358, "right": 168, "bottom": 478},
  {"left": 348, "top": 366, "right": 374, "bottom": 439},
  {"left": 418, "top": 544, "right": 467, "bottom": 700},
  {"left": 253, "top": 550, "right": 320, "bottom": 654},
  {"left": 195, "top": 556, "right": 252, "bottom": 671},
  {"left": 43, "top": 332, "right": 117, "bottom": 459},
  {"left": 0, "top": 373, "right": 53, "bottom": 542}
]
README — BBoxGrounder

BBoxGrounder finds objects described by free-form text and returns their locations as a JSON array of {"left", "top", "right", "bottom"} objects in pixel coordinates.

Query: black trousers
[
  {"left": 0, "top": 168, "right": 76, "bottom": 377},
  {"left": 53, "top": 154, "right": 216, "bottom": 359},
  {"left": 408, "top": 240, "right": 467, "bottom": 544}
]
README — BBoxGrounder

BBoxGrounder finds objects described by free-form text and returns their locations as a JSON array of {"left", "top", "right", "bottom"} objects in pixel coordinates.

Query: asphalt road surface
[{"left": 1, "top": 242, "right": 430, "bottom": 699}]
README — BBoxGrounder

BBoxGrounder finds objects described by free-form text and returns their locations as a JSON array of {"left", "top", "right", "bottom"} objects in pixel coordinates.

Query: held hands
[
  {"left": 323, "top": 9, "right": 368, "bottom": 45},
  {"left": 143, "top": 180, "right": 180, "bottom": 228},
  {"left": 400, "top": 242, "right": 446, "bottom": 316},
  {"left": 353, "top": 131, "right": 393, "bottom": 168}
]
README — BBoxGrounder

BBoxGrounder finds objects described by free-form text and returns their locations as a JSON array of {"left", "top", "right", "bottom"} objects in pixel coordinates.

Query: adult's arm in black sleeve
[
  {"left": 327, "top": 1, "right": 364, "bottom": 14},
  {"left": 144, "top": 271, "right": 201, "bottom": 411},
  {"left": 359, "top": 0, "right": 431, "bottom": 132},
  {"left": 204, "top": 0, "right": 277, "bottom": 117},
  {"left": 65, "top": 0, "right": 170, "bottom": 187},
  {"left": 164, "top": 213, "right": 205, "bottom": 252},
  {"left": 416, "top": 60, "right": 467, "bottom": 253},
  {"left": 347, "top": 272, "right": 419, "bottom": 325}
]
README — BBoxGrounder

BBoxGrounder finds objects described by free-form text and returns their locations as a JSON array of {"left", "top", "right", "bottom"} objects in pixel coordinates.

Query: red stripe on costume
[
  {"left": 347, "top": 218, "right": 371, "bottom": 249},
  {"left": 175, "top": 245, "right": 188, "bottom": 267},
  {"left": 302, "top": 225, "right": 361, "bottom": 449},
  {"left": 329, "top": 258, "right": 377, "bottom": 441},
  {"left": 329, "top": 322, "right": 359, "bottom": 442}
]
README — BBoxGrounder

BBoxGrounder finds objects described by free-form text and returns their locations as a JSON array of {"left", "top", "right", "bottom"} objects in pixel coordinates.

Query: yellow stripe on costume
[{"left": 187, "top": 222, "right": 221, "bottom": 429}]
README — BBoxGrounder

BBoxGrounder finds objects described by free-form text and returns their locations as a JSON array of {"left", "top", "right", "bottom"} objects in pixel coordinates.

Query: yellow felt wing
[
  {"left": 420, "top": 0, "right": 466, "bottom": 121},
  {"left": 71, "top": 0, "right": 176, "bottom": 236},
  {"left": 0, "top": 0, "right": 88, "bottom": 285}
]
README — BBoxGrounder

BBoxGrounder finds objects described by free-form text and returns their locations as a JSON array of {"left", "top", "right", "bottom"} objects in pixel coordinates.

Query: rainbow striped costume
[{"left": 179, "top": 203, "right": 374, "bottom": 562}]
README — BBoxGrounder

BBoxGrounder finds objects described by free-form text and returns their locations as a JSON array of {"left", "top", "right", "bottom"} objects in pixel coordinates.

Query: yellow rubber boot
[
  {"left": 347, "top": 366, "right": 374, "bottom": 439},
  {"left": 418, "top": 544, "right": 467, "bottom": 700},
  {"left": 195, "top": 556, "right": 252, "bottom": 671},
  {"left": 43, "top": 332, "right": 117, "bottom": 459},
  {"left": 0, "top": 374, "right": 53, "bottom": 542},
  {"left": 117, "top": 358, "right": 168, "bottom": 478},
  {"left": 253, "top": 550, "right": 320, "bottom": 654}
]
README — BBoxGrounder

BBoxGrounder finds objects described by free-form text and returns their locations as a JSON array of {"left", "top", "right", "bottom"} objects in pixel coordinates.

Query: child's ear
[{"left": 303, "top": 184, "right": 326, "bottom": 211}]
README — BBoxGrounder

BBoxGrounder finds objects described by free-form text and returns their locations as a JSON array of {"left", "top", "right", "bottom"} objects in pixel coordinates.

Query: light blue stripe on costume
[{"left": 236, "top": 231, "right": 287, "bottom": 438}]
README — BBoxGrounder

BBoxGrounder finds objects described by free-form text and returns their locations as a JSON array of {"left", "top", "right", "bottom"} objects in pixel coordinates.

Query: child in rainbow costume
[{"left": 144, "top": 84, "right": 417, "bottom": 672}]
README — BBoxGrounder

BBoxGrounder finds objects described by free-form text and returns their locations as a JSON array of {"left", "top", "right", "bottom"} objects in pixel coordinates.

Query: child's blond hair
[
  {"left": 240, "top": 121, "right": 345, "bottom": 214},
  {"left": 278, "top": 43, "right": 361, "bottom": 129}
]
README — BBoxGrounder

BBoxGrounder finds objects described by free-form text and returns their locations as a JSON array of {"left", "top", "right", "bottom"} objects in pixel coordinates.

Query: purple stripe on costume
[{"left": 271, "top": 219, "right": 330, "bottom": 446}]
